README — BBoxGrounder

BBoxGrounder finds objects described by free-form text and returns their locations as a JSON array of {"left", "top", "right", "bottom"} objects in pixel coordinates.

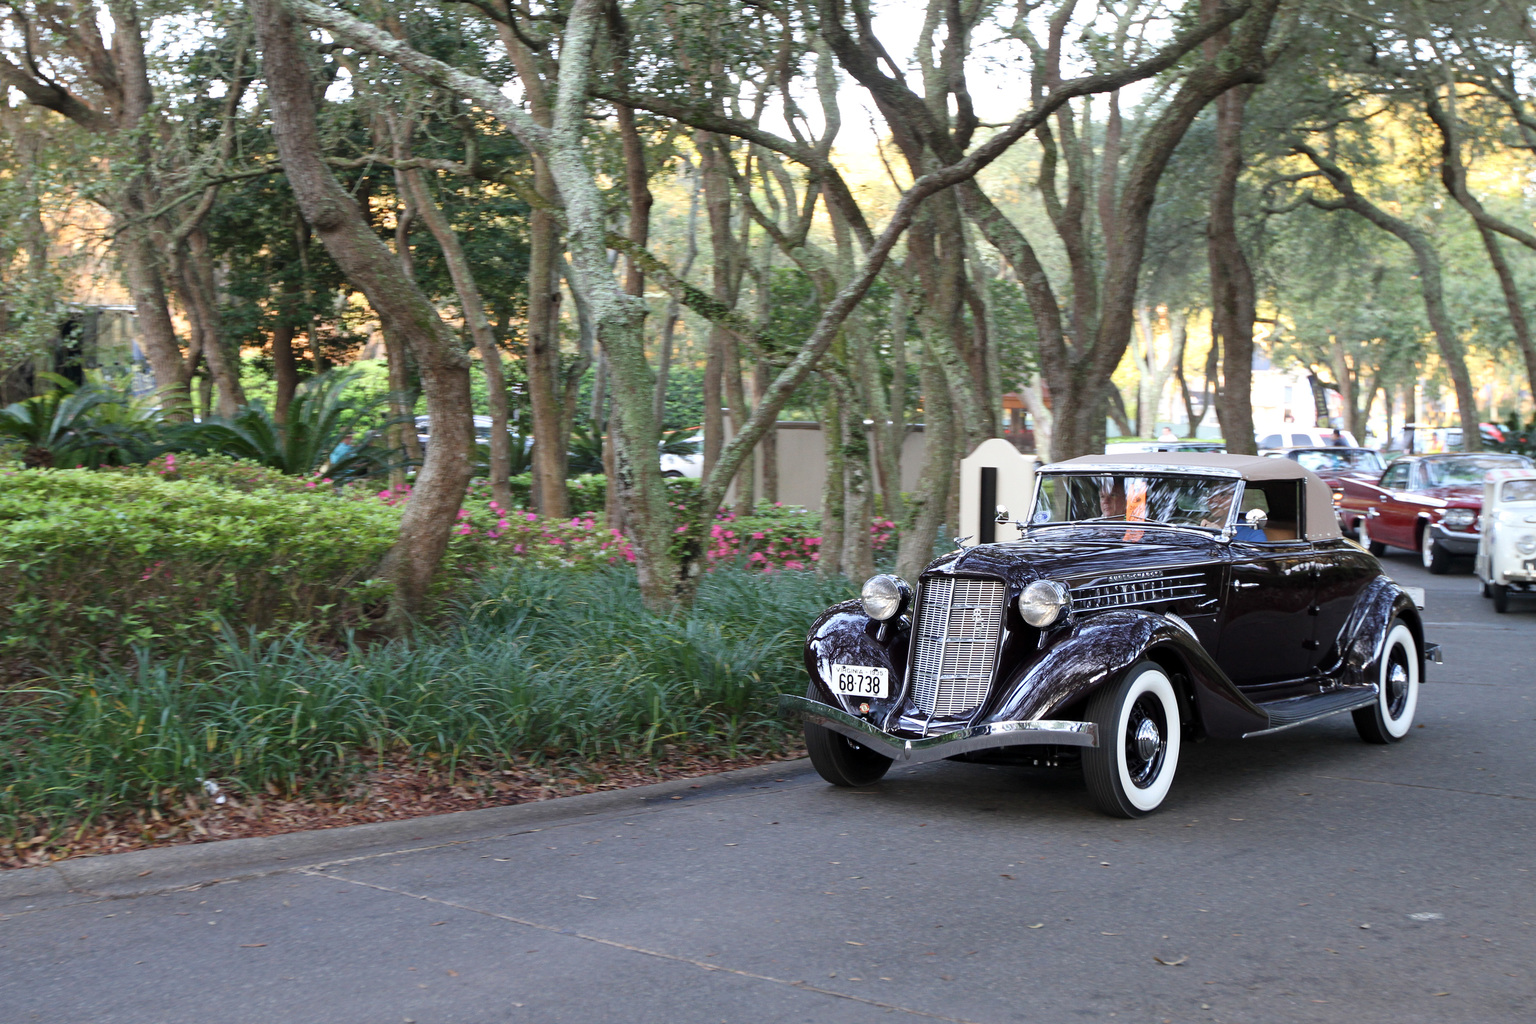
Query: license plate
[{"left": 830, "top": 664, "right": 889, "bottom": 699}]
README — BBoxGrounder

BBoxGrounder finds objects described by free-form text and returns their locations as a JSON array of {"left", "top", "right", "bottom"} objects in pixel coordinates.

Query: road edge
[{"left": 1, "top": 759, "right": 815, "bottom": 903}]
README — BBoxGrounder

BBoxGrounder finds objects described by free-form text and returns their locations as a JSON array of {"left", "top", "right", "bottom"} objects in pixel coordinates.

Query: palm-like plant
[
  {"left": 0, "top": 373, "right": 160, "bottom": 468},
  {"left": 182, "top": 369, "right": 390, "bottom": 479}
]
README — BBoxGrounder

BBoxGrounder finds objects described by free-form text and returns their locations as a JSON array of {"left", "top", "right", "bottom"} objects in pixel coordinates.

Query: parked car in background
[
  {"left": 1475, "top": 468, "right": 1536, "bottom": 614},
  {"left": 1257, "top": 427, "right": 1359, "bottom": 450},
  {"left": 1266, "top": 447, "right": 1386, "bottom": 532},
  {"left": 659, "top": 432, "right": 704, "bottom": 478},
  {"left": 783, "top": 453, "right": 1435, "bottom": 818},
  {"left": 1341, "top": 453, "right": 1536, "bottom": 573},
  {"left": 1104, "top": 440, "right": 1225, "bottom": 454},
  {"left": 415, "top": 414, "right": 499, "bottom": 450}
]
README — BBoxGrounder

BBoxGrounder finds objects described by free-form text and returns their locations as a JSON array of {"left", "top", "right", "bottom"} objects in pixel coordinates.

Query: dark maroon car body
[{"left": 1337, "top": 453, "right": 1534, "bottom": 571}]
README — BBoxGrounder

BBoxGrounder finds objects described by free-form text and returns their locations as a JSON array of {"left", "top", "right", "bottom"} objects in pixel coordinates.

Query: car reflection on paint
[{"left": 782, "top": 453, "right": 1438, "bottom": 817}]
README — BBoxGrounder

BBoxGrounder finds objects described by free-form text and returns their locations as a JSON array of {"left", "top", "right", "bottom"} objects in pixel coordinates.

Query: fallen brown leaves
[{"left": 1, "top": 745, "right": 806, "bottom": 870}]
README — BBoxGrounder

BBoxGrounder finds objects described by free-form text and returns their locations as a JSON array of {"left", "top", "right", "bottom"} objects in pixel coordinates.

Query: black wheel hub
[
  {"left": 1124, "top": 695, "right": 1168, "bottom": 788},
  {"left": 1385, "top": 651, "right": 1410, "bottom": 718}
]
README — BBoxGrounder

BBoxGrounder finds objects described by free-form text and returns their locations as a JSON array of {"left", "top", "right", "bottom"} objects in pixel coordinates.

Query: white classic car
[{"left": 1476, "top": 468, "right": 1536, "bottom": 613}]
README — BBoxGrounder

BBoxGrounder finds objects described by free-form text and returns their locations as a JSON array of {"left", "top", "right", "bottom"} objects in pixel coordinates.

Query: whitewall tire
[
  {"left": 1083, "top": 662, "right": 1182, "bottom": 817},
  {"left": 1353, "top": 621, "right": 1419, "bottom": 743}
]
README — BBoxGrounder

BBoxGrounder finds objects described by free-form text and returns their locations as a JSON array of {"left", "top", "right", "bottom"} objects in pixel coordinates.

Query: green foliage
[
  {"left": 0, "top": 469, "right": 402, "bottom": 666},
  {"left": 109, "top": 453, "right": 325, "bottom": 494},
  {"left": 988, "top": 277, "right": 1040, "bottom": 391},
  {"left": 0, "top": 566, "right": 853, "bottom": 837},
  {"left": 480, "top": 473, "right": 607, "bottom": 514},
  {"left": 185, "top": 369, "right": 392, "bottom": 480},
  {"left": 0, "top": 373, "right": 164, "bottom": 469}
]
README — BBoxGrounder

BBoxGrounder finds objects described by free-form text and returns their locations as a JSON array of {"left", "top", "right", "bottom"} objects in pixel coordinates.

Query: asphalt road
[{"left": 3, "top": 551, "right": 1534, "bottom": 1024}]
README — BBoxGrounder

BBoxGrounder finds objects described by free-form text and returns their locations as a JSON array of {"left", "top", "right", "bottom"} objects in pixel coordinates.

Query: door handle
[{"left": 1233, "top": 581, "right": 1260, "bottom": 589}]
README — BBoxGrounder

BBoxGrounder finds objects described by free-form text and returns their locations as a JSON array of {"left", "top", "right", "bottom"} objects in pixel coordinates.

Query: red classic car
[
  {"left": 1339, "top": 453, "right": 1535, "bottom": 573},
  {"left": 1267, "top": 447, "right": 1386, "bottom": 526}
]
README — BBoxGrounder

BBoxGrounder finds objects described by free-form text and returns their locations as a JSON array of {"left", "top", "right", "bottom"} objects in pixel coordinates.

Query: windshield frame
[
  {"left": 1029, "top": 467, "right": 1245, "bottom": 540},
  {"left": 1421, "top": 455, "right": 1531, "bottom": 488}
]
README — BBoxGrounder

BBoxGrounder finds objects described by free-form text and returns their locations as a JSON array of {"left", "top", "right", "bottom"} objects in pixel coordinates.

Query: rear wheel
[
  {"left": 1353, "top": 620, "right": 1419, "bottom": 743},
  {"left": 803, "top": 685, "right": 892, "bottom": 787},
  {"left": 1360, "top": 517, "right": 1386, "bottom": 556},
  {"left": 1420, "top": 530, "right": 1449, "bottom": 575},
  {"left": 1082, "top": 662, "right": 1182, "bottom": 818},
  {"left": 1492, "top": 584, "right": 1510, "bottom": 614}
]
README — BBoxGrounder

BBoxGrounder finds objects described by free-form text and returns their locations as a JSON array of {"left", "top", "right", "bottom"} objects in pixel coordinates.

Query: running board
[{"left": 1243, "top": 686, "right": 1379, "bottom": 738}]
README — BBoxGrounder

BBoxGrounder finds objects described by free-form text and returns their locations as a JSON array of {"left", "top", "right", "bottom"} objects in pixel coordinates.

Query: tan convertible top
[{"left": 1048, "top": 453, "right": 1343, "bottom": 540}]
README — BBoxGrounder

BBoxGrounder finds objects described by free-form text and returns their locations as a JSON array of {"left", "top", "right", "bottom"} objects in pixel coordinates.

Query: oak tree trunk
[{"left": 254, "top": 0, "right": 474, "bottom": 624}]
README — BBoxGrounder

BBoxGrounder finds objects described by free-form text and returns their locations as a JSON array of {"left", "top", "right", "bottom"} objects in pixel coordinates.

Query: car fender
[
  {"left": 1326, "top": 575, "right": 1423, "bottom": 685},
  {"left": 984, "top": 609, "right": 1268, "bottom": 740},
  {"left": 803, "top": 600, "right": 911, "bottom": 718}
]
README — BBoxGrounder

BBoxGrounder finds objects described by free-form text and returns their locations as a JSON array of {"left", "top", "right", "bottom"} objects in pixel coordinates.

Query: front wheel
[
  {"left": 1492, "top": 584, "right": 1510, "bottom": 614},
  {"left": 1082, "top": 662, "right": 1182, "bottom": 818},
  {"left": 1420, "top": 532, "right": 1449, "bottom": 574},
  {"left": 1360, "top": 517, "right": 1386, "bottom": 556},
  {"left": 803, "top": 685, "right": 892, "bottom": 787},
  {"left": 1353, "top": 620, "right": 1420, "bottom": 743}
]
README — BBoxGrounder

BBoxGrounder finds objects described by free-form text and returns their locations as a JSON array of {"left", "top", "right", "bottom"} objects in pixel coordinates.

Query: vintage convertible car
[
  {"left": 782, "top": 454, "right": 1438, "bottom": 818},
  {"left": 1339, "top": 453, "right": 1535, "bottom": 573}
]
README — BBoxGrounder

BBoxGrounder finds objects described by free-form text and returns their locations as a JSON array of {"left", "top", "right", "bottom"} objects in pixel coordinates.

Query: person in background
[
  {"left": 330, "top": 432, "right": 355, "bottom": 465},
  {"left": 1158, "top": 426, "right": 1177, "bottom": 441}
]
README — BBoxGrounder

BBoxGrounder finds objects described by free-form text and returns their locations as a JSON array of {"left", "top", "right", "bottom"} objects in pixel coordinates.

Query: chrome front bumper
[{"left": 778, "top": 695, "right": 1098, "bottom": 765}]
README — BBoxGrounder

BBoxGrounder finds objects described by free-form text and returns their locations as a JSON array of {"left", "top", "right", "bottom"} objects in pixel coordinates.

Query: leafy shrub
[
  {"left": 180, "top": 369, "right": 392, "bottom": 481},
  {"left": 0, "top": 469, "right": 402, "bottom": 666},
  {"left": 0, "top": 373, "right": 164, "bottom": 469},
  {"left": 108, "top": 452, "right": 324, "bottom": 493},
  {"left": 493, "top": 473, "right": 607, "bottom": 514},
  {"left": 1, "top": 566, "right": 854, "bottom": 837},
  {"left": 707, "top": 507, "right": 897, "bottom": 571}
]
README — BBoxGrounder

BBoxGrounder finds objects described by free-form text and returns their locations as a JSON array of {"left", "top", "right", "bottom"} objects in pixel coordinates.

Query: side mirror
[
  {"left": 994, "top": 504, "right": 1011, "bottom": 524},
  {"left": 1245, "top": 508, "right": 1268, "bottom": 530}
]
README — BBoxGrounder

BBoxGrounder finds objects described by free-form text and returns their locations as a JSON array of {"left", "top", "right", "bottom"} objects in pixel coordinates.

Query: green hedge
[{"left": 0, "top": 469, "right": 401, "bottom": 665}]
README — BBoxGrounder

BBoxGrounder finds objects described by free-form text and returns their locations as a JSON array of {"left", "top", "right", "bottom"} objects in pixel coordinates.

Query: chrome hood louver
[{"left": 1068, "top": 570, "right": 1210, "bottom": 612}]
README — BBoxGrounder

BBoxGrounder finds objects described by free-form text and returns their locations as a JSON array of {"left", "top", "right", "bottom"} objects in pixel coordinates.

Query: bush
[
  {"left": 0, "top": 468, "right": 402, "bottom": 665},
  {"left": 0, "top": 566, "right": 854, "bottom": 837},
  {"left": 109, "top": 452, "right": 325, "bottom": 493},
  {"left": 493, "top": 473, "right": 607, "bottom": 514}
]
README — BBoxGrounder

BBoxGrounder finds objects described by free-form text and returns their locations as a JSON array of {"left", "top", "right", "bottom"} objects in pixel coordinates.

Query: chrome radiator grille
[
  {"left": 1070, "top": 571, "right": 1208, "bottom": 612},
  {"left": 909, "top": 577, "right": 1006, "bottom": 717}
]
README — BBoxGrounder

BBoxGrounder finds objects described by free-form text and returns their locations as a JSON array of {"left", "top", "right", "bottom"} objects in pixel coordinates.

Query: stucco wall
[{"left": 724, "top": 421, "right": 928, "bottom": 512}]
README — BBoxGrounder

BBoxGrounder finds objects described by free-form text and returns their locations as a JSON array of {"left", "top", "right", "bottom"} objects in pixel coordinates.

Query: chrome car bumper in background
[
  {"left": 1427, "top": 523, "right": 1479, "bottom": 555},
  {"left": 778, "top": 695, "right": 1098, "bottom": 765}
]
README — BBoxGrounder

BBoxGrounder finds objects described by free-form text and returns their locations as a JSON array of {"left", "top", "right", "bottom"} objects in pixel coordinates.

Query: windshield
[
  {"left": 1502, "top": 480, "right": 1536, "bottom": 503},
  {"left": 1422, "top": 456, "right": 1530, "bottom": 487},
  {"left": 1033, "top": 473, "right": 1241, "bottom": 530},
  {"left": 1295, "top": 449, "right": 1383, "bottom": 474}
]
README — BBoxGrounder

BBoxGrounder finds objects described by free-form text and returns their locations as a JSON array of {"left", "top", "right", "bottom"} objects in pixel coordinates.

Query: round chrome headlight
[
  {"left": 1018, "top": 579, "right": 1071, "bottom": 628},
  {"left": 1441, "top": 508, "right": 1476, "bottom": 529},
  {"left": 1517, "top": 534, "right": 1536, "bottom": 555},
  {"left": 860, "top": 574, "right": 908, "bottom": 621}
]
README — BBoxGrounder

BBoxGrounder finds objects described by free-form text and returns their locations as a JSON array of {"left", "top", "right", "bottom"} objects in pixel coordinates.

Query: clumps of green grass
[{"left": 1, "top": 566, "right": 854, "bottom": 838}]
